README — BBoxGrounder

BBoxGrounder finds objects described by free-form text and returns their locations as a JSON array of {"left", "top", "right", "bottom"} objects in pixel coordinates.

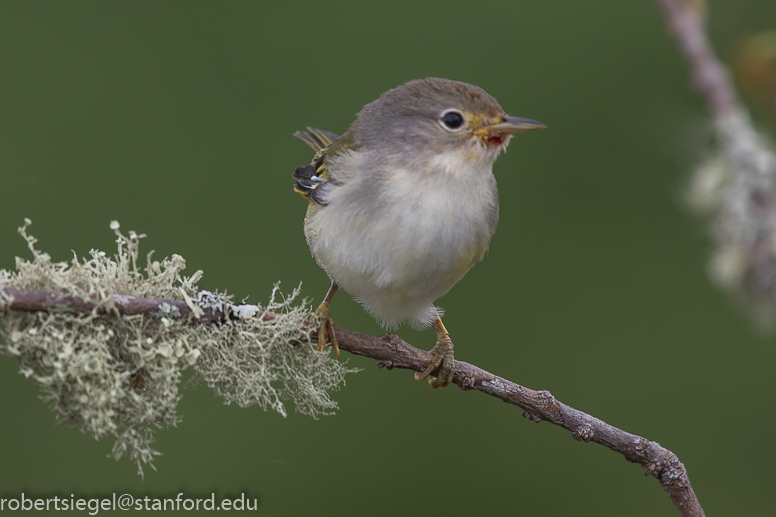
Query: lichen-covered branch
[
  {"left": 0, "top": 221, "right": 355, "bottom": 477},
  {"left": 0, "top": 286, "right": 259, "bottom": 324},
  {"left": 1, "top": 285, "right": 704, "bottom": 517},
  {"left": 655, "top": 0, "right": 776, "bottom": 323}
]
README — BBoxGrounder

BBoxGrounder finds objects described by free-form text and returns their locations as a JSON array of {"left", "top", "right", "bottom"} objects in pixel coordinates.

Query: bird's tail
[{"left": 293, "top": 127, "right": 340, "bottom": 151}]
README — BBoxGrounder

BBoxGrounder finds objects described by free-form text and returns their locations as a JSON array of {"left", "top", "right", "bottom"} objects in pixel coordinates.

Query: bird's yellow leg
[
  {"left": 414, "top": 311, "right": 455, "bottom": 389},
  {"left": 313, "top": 282, "right": 339, "bottom": 359}
]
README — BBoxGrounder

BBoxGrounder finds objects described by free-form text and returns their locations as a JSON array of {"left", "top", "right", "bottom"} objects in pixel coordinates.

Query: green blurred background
[{"left": 1, "top": 1, "right": 775, "bottom": 515}]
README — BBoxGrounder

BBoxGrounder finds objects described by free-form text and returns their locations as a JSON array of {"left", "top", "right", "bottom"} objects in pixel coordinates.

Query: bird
[{"left": 293, "top": 77, "right": 546, "bottom": 389}]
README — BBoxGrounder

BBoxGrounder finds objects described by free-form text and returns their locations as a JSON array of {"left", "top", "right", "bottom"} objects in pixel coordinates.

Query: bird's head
[{"left": 352, "top": 77, "right": 546, "bottom": 164}]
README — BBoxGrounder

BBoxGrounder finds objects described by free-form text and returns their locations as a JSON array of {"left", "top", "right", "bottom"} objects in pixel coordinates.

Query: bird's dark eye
[{"left": 440, "top": 110, "right": 465, "bottom": 131}]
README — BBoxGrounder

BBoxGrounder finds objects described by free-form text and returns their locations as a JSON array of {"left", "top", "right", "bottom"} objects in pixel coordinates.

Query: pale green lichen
[
  {"left": 0, "top": 220, "right": 356, "bottom": 477},
  {"left": 686, "top": 112, "right": 776, "bottom": 325}
]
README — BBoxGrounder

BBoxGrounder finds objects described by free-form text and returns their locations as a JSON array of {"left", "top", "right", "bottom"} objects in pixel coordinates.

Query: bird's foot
[
  {"left": 312, "top": 303, "right": 339, "bottom": 360},
  {"left": 414, "top": 334, "right": 455, "bottom": 389}
]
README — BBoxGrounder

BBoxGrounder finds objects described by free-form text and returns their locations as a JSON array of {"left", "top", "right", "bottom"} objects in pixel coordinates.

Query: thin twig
[
  {"left": 654, "top": 0, "right": 738, "bottom": 115},
  {"left": 0, "top": 286, "right": 704, "bottom": 516}
]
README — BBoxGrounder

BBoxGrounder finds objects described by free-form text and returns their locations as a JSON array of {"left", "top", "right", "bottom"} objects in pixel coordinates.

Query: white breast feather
[{"left": 306, "top": 147, "right": 499, "bottom": 329}]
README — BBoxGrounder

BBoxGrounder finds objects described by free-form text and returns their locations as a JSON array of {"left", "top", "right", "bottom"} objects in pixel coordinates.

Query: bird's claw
[
  {"left": 313, "top": 303, "right": 339, "bottom": 360},
  {"left": 414, "top": 335, "right": 455, "bottom": 389}
]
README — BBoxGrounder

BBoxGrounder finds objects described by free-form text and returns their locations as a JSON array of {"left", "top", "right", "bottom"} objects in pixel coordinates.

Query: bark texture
[{"left": 0, "top": 286, "right": 704, "bottom": 516}]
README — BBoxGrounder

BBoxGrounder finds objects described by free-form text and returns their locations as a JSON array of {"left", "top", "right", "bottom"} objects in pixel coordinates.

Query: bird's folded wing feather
[{"left": 293, "top": 128, "right": 356, "bottom": 205}]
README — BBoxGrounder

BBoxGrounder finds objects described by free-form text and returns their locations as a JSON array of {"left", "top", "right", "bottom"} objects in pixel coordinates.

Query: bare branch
[
  {"left": 0, "top": 286, "right": 704, "bottom": 516},
  {"left": 336, "top": 327, "right": 704, "bottom": 516},
  {"left": 654, "top": 0, "right": 738, "bottom": 115}
]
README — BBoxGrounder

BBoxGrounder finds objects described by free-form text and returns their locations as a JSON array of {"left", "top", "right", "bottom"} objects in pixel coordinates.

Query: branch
[
  {"left": 0, "top": 286, "right": 704, "bottom": 516},
  {"left": 654, "top": 0, "right": 738, "bottom": 115},
  {"left": 655, "top": 0, "right": 776, "bottom": 320},
  {"left": 1, "top": 287, "right": 223, "bottom": 323}
]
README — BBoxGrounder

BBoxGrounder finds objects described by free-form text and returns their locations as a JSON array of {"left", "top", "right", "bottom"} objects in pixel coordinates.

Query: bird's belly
[{"left": 306, "top": 174, "right": 497, "bottom": 327}]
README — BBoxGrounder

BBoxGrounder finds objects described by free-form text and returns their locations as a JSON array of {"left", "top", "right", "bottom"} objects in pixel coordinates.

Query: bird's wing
[{"left": 293, "top": 128, "right": 354, "bottom": 205}]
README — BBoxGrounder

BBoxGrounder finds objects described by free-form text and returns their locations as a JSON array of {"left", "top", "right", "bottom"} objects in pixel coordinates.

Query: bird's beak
[{"left": 483, "top": 115, "right": 547, "bottom": 134}]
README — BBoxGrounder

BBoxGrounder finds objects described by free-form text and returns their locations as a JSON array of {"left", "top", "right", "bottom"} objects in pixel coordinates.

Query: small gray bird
[{"left": 293, "top": 77, "right": 545, "bottom": 388}]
